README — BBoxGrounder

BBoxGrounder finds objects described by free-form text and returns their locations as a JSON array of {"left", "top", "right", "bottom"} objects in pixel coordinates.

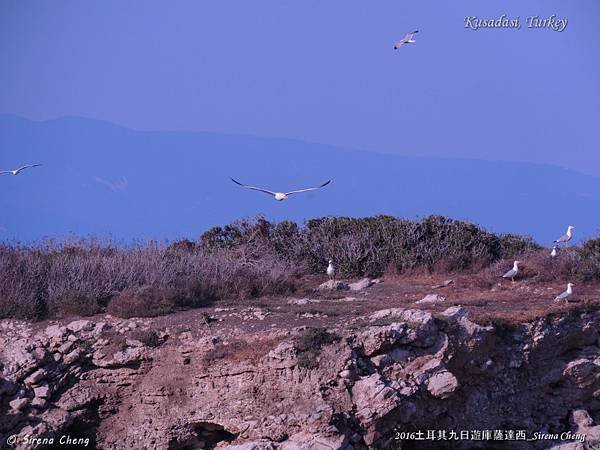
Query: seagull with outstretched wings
[
  {"left": 0, "top": 164, "right": 42, "bottom": 176},
  {"left": 230, "top": 178, "right": 331, "bottom": 201},
  {"left": 394, "top": 30, "right": 419, "bottom": 49}
]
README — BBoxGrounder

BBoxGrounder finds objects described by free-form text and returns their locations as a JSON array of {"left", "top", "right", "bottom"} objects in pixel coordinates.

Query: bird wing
[
  {"left": 0, "top": 171, "right": 11, "bottom": 175},
  {"left": 555, "top": 290, "right": 568, "bottom": 300},
  {"left": 502, "top": 268, "right": 516, "bottom": 278},
  {"left": 17, "top": 164, "right": 41, "bottom": 171},
  {"left": 230, "top": 178, "right": 277, "bottom": 197},
  {"left": 554, "top": 234, "right": 569, "bottom": 242},
  {"left": 394, "top": 40, "right": 406, "bottom": 49},
  {"left": 285, "top": 180, "right": 332, "bottom": 196}
]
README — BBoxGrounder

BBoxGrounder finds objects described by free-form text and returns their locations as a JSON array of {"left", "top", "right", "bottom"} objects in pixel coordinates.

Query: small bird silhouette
[
  {"left": 0, "top": 164, "right": 42, "bottom": 176},
  {"left": 394, "top": 30, "right": 419, "bottom": 49}
]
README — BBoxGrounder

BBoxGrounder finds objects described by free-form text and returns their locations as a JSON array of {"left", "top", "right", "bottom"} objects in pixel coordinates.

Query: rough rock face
[{"left": 1, "top": 308, "right": 600, "bottom": 449}]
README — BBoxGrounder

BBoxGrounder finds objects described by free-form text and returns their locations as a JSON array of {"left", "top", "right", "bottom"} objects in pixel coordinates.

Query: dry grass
[
  {"left": 1, "top": 215, "right": 599, "bottom": 322},
  {"left": 0, "top": 240, "right": 298, "bottom": 320}
]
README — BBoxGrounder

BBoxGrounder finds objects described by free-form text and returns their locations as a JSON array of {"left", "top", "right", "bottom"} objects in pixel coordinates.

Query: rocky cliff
[{"left": 1, "top": 305, "right": 600, "bottom": 450}]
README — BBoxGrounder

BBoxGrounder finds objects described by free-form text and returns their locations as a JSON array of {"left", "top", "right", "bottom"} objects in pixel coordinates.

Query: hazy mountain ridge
[{"left": 1, "top": 114, "right": 599, "bottom": 243}]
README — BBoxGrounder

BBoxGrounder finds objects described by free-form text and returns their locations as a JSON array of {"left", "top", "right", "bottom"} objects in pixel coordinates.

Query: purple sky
[{"left": 1, "top": 1, "right": 599, "bottom": 174}]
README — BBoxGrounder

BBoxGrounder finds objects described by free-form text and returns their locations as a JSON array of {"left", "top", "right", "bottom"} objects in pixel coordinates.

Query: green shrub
[{"left": 296, "top": 327, "right": 340, "bottom": 369}]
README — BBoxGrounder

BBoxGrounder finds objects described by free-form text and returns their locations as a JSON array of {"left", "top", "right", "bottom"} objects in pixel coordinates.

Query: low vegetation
[
  {"left": 0, "top": 239, "right": 297, "bottom": 320},
  {"left": 1, "top": 215, "right": 598, "bottom": 321},
  {"left": 296, "top": 327, "right": 340, "bottom": 369},
  {"left": 129, "top": 329, "right": 162, "bottom": 348}
]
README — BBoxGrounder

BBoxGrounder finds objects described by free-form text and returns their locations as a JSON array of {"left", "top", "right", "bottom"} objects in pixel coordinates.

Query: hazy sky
[{"left": 1, "top": 1, "right": 599, "bottom": 174}]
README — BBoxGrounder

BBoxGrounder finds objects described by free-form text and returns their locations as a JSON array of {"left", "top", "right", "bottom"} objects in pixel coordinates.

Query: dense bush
[
  {"left": 518, "top": 248, "right": 582, "bottom": 282},
  {"left": 468, "top": 242, "right": 600, "bottom": 286},
  {"left": 200, "top": 215, "right": 539, "bottom": 277},
  {"left": 576, "top": 237, "right": 600, "bottom": 281}
]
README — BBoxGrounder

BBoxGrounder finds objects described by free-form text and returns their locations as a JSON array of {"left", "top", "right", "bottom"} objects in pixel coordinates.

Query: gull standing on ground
[
  {"left": 230, "top": 178, "right": 331, "bottom": 201},
  {"left": 554, "top": 226, "right": 575, "bottom": 246},
  {"left": 550, "top": 246, "right": 558, "bottom": 258},
  {"left": 326, "top": 260, "right": 335, "bottom": 280},
  {"left": 554, "top": 283, "right": 574, "bottom": 302},
  {"left": 0, "top": 164, "right": 42, "bottom": 176},
  {"left": 394, "top": 30, "right": 419, "bottom": 49},
  {"left": 501, "top": 260, "right": 521, "bottom": 282}
]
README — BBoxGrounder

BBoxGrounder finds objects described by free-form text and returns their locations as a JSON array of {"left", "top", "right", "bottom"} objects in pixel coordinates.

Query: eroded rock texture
[{"left": 1, "top": 307, "right": 600, "bottom": 449}]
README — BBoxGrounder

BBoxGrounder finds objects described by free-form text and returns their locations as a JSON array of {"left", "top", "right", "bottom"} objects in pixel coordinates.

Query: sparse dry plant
[{"left": 1, "top": 216, "right": 597, "bottom": 321}]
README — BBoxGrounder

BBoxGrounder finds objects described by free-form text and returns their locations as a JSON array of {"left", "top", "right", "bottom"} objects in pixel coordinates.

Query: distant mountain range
[{"left": 1, "top": 114, "right": 599, "bottom": 244}]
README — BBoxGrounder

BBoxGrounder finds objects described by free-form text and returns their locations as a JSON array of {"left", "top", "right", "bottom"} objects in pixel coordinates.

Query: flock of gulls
[
  {"left": 500, "top": 225, "right": 577, "bottom": 302},
  {"left": 1, "top": 30, "right": 586, "bottom": 306}
]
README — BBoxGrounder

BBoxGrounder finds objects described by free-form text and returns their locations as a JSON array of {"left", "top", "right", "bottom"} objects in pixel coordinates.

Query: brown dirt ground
[
  {"left": 26, "top": 274, "right": 600, "bottom": 339},
  {"left": 129, "top": 273, "right": 600, "bottom": 338}
]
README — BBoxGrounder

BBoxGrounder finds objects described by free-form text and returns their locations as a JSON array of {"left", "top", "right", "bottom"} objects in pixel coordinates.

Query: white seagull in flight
[
  {"left": 554, "top": 225, "right": 575, "bottom": 246},
  {"left": 554, "top": 283, "right": 574, "bottom": 302},
  {"left": 230, "top": 178, "right": 331, "bottom": 201},
  {"left": 394, "top": 30, "right": 419, "bottom": 49},
  {"left": 0, "top": 164, "right": 42, "bottom": 176},
  {"left": 501, "top": 260, "right": 521, "bottom": 282}
]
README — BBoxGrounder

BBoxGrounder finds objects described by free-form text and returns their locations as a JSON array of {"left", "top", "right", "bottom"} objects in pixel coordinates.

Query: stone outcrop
[
  {"left": 2, "top": 308, "right": 600, "bottom": 449},
  {"left": 415, "top": 293, "right": 446, "bottom": 305},
  {"left": 319, "top": 280, "right": 350, "bottom": 291}
]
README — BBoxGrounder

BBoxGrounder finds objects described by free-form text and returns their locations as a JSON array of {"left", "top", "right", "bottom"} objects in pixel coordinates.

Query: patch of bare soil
[{"left": 86, "top": 273, "right": 596, "bottom": 349}]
